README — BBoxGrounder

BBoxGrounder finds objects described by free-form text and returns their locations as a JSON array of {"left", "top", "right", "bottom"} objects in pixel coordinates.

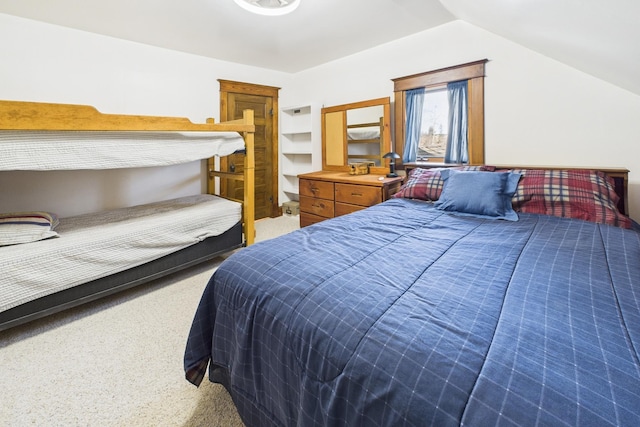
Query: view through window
[{"left": 418, "top": 88, "right": 448, "bottom": 160}]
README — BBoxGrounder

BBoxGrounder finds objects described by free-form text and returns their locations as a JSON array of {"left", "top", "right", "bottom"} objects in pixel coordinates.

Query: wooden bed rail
[{"left": 0, "top": 100, "right": 254, "bottom": 132}]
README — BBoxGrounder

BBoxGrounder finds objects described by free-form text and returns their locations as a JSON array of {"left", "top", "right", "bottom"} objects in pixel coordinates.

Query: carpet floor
[{"left": 0, "top": 214, "right": 300, "bottom": 427}]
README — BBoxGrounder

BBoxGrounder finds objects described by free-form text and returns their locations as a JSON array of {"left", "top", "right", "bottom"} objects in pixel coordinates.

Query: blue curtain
[
  {"left": 445, "top": 80, "right": 469, "bottom": 164},
  {"left": 403, "top": 88, "right": 425, "bottom": 163}
]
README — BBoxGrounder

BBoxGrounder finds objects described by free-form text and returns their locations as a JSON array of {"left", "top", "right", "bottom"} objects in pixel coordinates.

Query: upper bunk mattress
[
  {"left": 0, "top": 194, "right": 241, "bottom": 313},
  {"left": 0, "top": 131, "right": 245, "bottom": 170}
]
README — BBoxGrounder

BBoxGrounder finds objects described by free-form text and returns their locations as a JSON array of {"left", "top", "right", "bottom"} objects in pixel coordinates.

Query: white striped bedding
[
  {"left": 0, "top": 131, "right": 245, "bottom": 170},
  {"left": 0, "top": 194, "right": 241, "bottom": 313}
]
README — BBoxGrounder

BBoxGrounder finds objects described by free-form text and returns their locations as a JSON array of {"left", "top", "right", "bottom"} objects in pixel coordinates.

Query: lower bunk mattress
[{"left": 0, "top": 194, "right": 241, "bottom": 320}]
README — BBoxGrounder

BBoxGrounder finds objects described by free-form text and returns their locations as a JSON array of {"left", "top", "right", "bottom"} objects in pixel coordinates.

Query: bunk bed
[{"left": 0, "top": 100, "right": 255, "bottom": 332}]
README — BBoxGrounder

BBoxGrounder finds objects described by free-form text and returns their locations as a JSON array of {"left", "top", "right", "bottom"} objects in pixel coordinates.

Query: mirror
[{"left": 321, "top": 97, "right": 391, "bottom": 175}]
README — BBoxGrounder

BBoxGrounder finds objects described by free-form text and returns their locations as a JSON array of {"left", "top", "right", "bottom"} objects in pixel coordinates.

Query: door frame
[{"left": 219, "top": 79, "right": 280, "bottom": 217}]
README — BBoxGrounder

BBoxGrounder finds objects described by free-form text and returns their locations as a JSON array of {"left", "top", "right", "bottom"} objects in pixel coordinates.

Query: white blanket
[
  {"left": 0, "top": 194, "right": 241, "bottom": 312},
  {"left": 0, "top": 131, "right": 245, "bottom": 170}
]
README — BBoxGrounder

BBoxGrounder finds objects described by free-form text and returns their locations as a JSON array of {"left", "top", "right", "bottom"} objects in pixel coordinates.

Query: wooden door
[{"left": 219, "top": 81, "right": 280, "bottom": 219}]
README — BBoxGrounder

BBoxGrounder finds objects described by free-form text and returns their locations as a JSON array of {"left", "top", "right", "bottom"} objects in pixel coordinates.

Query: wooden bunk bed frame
[{"left": 0, "top": 100, "right": 255, "bottom": 331}]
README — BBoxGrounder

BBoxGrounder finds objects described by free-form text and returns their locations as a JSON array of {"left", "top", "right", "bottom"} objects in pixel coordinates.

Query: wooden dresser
[{"left": 297, "top": 171, "right": 404, "bottom": 227}]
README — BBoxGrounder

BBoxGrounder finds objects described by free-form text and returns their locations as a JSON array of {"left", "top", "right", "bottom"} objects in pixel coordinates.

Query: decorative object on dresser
[
  {"left": 382, "top": 151, "right": 400, "bottom": 177},
  {"left": 348, "top": 161, "right": 374, "bottom": 175},
  {"left": 297, "top": 171, "right": 403, "bottom": 227}
]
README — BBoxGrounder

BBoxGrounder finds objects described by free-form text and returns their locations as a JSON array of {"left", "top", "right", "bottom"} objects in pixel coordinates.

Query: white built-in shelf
[
  {"left": 280, "top": 104, "right": 315, "bottom": 202},
  {"left": 282, "top": 137, "right": 312, "bottom": 155},
  {"left": 281, "top": 105, "right": 312, "bottom": 136},
  {"left": 281, "top": 154, "right": 313, "bottom": 177},
  {"left": 281, "top": 175, "right": 300, "bottom": 198}
]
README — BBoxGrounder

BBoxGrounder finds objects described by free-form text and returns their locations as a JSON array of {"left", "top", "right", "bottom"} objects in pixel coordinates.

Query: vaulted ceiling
[{"left": 1, "top": 0, "right": 638, "bottom": 95}]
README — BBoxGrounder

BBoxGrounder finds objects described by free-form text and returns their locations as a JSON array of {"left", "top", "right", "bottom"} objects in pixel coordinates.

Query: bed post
[{"left": 242, "top": 109, "right": 256, "bottom": 246}]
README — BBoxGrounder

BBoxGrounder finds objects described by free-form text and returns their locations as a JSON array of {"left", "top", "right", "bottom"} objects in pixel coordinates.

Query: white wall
[
  {"left": 0, "top": 13, "right": 289, "bottom": 216},
  {"left": 288, "top": 20, "right": 640, "bottom": 221},
  {"left": 3, "top": 15, "right": 640, "bottom": 221}
]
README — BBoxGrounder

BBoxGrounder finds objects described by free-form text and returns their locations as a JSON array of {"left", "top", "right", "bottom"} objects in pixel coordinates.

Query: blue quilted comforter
[{"left": 185, "top": 198, "right": 640, "bottom": 426}]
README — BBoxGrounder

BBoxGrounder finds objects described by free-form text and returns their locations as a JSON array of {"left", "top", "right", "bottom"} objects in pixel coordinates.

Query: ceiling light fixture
[{"left": 233, "top": 0, "right": 300, "bottom": 16}]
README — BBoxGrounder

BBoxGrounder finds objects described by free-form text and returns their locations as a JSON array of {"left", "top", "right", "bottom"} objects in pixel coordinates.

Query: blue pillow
[{"left": 434, "top": 170, "right": 521, "bottom": 221}]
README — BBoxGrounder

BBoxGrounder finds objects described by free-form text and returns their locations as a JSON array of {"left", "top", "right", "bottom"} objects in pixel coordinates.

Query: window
[{"left": 392, "top": 60, "right": 487, "bottom": 167}]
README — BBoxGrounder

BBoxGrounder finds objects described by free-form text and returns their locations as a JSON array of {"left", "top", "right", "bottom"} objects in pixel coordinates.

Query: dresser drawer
[
  {"left": 335, "top": 183, "right": 381, "bottom": 207},
  {"left": 300, "top": 212, "right": 326, "bottom": 227},
  {"left": 300, "top": 195, "right": 335, "bottom": 218},
  {"left": 299, "top": 179, "right": 334, "bottom": 200},
  {"left": 335, "top": 202, "right": 366, "bottom": 217}
]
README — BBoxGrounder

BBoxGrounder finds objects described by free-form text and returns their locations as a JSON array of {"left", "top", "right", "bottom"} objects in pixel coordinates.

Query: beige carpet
[{"left": 0, "top": 214, "right": 300, "bottom": 427}]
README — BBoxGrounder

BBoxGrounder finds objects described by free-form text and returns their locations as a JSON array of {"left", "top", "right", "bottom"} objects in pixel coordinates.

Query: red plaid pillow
[
  {"left": 394, "top": 166, "right": 495, "bottom": 201},
  {"left": 508, "top": 169, "right": 631, "bottom": 229}
]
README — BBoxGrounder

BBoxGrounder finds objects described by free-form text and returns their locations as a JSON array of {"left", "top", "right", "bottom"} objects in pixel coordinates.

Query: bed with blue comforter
[{"left": 185, "top": 191, "right": 640, "bottom": 426}]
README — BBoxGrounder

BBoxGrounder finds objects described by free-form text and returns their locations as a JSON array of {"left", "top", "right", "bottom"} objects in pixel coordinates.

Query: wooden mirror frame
[
  {"left": 392, "top": 59, "right": 487, "bottom": 169},
  {"left": 321, "top": 97, "right": 391, "bottom": 175}
]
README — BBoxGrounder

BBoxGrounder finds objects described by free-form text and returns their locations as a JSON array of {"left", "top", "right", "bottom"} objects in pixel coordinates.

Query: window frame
[{"left": 392, "top": 59, "right": 487, "bottom": 168}]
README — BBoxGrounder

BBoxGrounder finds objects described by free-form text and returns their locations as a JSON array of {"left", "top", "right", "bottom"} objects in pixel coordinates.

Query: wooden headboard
[{"left": 403, "top": 163, "right": 630, "bottom": 216}]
